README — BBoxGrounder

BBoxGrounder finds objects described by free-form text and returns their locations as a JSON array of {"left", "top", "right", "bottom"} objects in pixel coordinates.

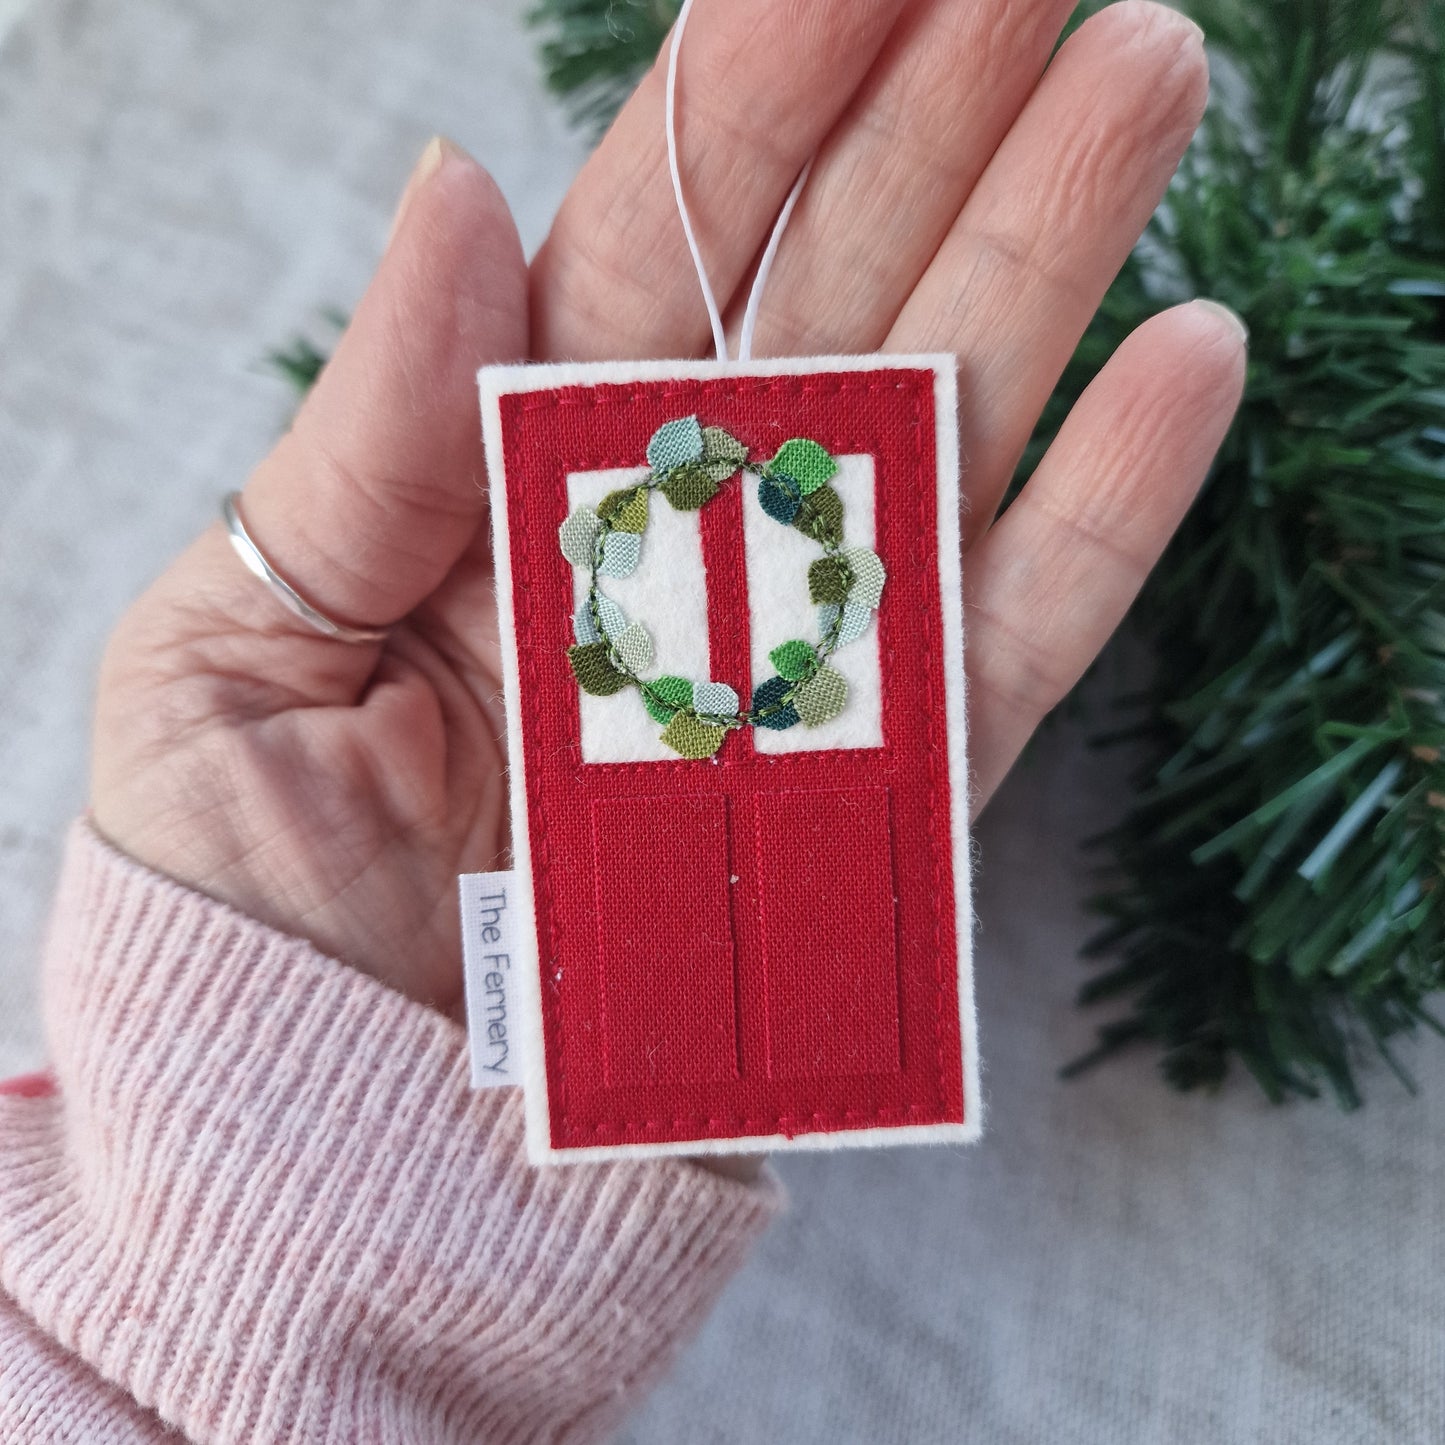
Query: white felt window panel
[
  {"left": 567, "top": 467, "right": 713, "bottom": 763},
  {"left": 747, "top": 453, "right": 883, "bottom": 753},
  {"left": 570, "top": 454, "right": 883, "bottom": 760}
]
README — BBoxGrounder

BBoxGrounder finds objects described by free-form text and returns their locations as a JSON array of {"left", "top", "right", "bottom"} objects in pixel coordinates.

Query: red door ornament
[{"left": 482, "top": 354, "right": 978, "bottom": 1162}]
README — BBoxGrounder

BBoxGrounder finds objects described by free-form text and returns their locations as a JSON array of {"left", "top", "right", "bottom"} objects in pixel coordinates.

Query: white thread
[
  {"left": 739, "top": 158, "right": 812, "bottom": 362},
  {"left": 666, "top": 0, "right": 811, "bottom": 363},
  {"left": 666, "top": 0, "right": 728, "bottom": 360}
]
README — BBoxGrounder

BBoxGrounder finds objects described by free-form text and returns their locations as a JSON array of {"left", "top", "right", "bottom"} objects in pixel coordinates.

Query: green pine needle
[
  {"left": 267, "top": 336, "right": 329, "bottom": 392},
  {"left": 266, "top": 308, "right": 347, "bottom": 394},
  {"left": 528, "top": 0, "right": 679, "bottom": 140}
]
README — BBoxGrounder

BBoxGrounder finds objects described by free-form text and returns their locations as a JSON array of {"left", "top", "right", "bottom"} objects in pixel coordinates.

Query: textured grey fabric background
[{"left": 1, "top": 2, "right": 1441, "bottom": 1440}]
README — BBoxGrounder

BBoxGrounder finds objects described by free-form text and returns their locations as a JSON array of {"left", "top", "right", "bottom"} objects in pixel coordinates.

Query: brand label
[{"left": 460, "top": 872, "right": 524, "bottom": 1090}]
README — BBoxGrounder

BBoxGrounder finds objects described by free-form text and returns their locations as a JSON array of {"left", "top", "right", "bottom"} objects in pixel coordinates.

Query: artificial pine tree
[{"left": 1026, "top": 0, "right": 1445, "bottom": 1105}]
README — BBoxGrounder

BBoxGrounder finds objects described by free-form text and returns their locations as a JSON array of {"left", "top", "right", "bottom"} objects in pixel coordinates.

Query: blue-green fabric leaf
[
  {"left": 818, "top": 600, "right": 873, "bottom": 648},
  {"left": 751, "top": 675, "right": 800, "bottom": 729},
  {"left": 841, "top": 545, "right": 886, "bottom": 609},
  {"left": 693, "top": 680, "right": 741, "bottom": 717},
  {"left": 758, "top": 473, "right": 801, "bottom": 525},
  {"left": 558, "top": 505, "right": 601, "bottom": 567},
  {"left": 613, "top": 621, "right": 654, "bottom": 674},
  {"left": 701, "top": 426, "right": 747, "bottom": 466},
  {"left": 598, "top": 531, "right": 642, "bottom": 577},
  {"left": 647, "top": 416, "right": 705, "bottom": 472},
  {"left": 573, "top": 599, "right": 599, "bottom": 645}
]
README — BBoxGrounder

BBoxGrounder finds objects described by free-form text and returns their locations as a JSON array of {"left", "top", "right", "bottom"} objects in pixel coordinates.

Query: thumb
[
  {"left": 118, "top": 138, "right": 527, "bottom": 704},
  {"left": 242, "top": 137, "right": 527, "bottom": 635}
]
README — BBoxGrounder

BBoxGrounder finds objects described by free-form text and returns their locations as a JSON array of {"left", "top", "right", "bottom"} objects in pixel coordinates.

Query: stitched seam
[
  {"left": 511, "top": 372, "right": 953, "bottom": 1140},
  {"left": 573, "top": 1105, "right": 943, "bottom": 1136},
  {"left": 914, "top": 379, "right": 950, "bottom": 1114},
  {"left": 507, "top": 400, "right": 572, "bottom": 1139}
]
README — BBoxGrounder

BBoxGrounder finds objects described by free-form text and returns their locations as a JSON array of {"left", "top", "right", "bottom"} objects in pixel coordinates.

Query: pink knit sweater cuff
[{"left": 0, "top": 822, "right": 782, "bottom": 1443}]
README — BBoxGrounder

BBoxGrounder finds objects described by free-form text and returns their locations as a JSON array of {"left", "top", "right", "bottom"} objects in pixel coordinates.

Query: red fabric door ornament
[{"left": 481, "top": 354, "right": 978, "bottom": 1162}]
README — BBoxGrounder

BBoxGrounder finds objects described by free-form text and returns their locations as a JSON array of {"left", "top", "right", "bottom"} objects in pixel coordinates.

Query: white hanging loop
[
  {"left": 666, "top": 0, "right": 811, "bottom": 363},
  {"left": 739, "top": 158, "right": 812, "bottom": 362},
  {"left": 665, "top": 0, "right": 727, "bottom": 360}
]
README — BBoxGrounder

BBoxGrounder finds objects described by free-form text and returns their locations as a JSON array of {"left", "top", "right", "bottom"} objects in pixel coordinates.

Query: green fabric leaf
[
  {"left": 770, "top": 438, "right": 837, "bottom": 495},
  {"left": 841, "top": 545, "right": 886, "bottom": 609},
  {"left": 660, "top": 711, "right": 727, "bottom": 759},
  {"left": 661, "top": 465, "right": 720, "bottom": 510},
  {"left": 808, "top": 556, "right": 851, "bottom": 606},
  {"left": 769, "top": 639, "right": 818, "bottom": 681},
  {"left": 568, "top": 642, "right": 629, "bottom": 696},
  {"left": 598, "top": 485, "right": 648, "bottom": 532},
  {"left": 647, "top": 416, "right": 705, "bottom": 471},
  {"left": 701, "top": 426, "right": 747, "bottom": 466},
  {"left": 613, "top": 621, "right": 654, "bottom": 673},
  {"left": 792, "top": 484, "right": 843, "bottom": 546},
  {"left": 794, "top": 666, "right": 848, "bottom": 728},
  {"left": 643, "top": 674, "right": 694, "bottom": 725},
  {"left": 613, "top": 489, "right": 649, "bottom": 534},
  {"left": 558, "top": 505, "right": 601, "bottom": 567}
]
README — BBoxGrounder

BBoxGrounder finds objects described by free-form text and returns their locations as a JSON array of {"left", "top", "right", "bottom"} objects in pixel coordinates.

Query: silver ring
[{"left": 221, "top": 492, "right": 391, "bottom": 645}]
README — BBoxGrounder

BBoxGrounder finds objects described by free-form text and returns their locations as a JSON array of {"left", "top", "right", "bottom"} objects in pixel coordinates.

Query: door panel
[
  {"left": 755, "top": 786, "right": 901, "bottom": 1080},
  {"left": 498, "top": 365, "right": 967, "bottom": 1150},
  {"left": 591, "top": 793, "right": 740, "bottom": 1087}
]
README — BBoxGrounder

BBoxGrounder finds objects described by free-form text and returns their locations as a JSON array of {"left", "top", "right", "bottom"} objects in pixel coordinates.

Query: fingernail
[
  {"left": 386, "top": 135, "right": 457, "bottom": 248},
  {"left": 1195, "top": 298, "right": 1249, "bottom": 344}
]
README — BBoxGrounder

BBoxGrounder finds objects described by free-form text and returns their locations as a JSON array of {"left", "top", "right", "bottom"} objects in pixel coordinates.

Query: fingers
[
  {"left": 530, "top": 0, "right": 907, "bottom": 361},
  {"left": 963, "top": 300, "right": 1247, "bottom": 811},
  {"left": 735, "top": 0, "right": 1077, "bottom": 356},
  {"left": 241, "top": 138, "right": 527, "bottom": 637},
  {"left": 887, "top": 1, "right": 1208, "bottom": 544}
]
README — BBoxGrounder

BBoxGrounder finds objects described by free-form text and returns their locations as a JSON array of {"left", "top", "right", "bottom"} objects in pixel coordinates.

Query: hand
[{"left": 93, "top": 0, "right": 1243, "bottom": 1015}]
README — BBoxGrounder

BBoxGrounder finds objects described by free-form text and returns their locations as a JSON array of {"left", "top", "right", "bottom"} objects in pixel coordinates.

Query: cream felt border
[{"left": 479, "top": 354, "right": 980, "bottom": 1165}]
